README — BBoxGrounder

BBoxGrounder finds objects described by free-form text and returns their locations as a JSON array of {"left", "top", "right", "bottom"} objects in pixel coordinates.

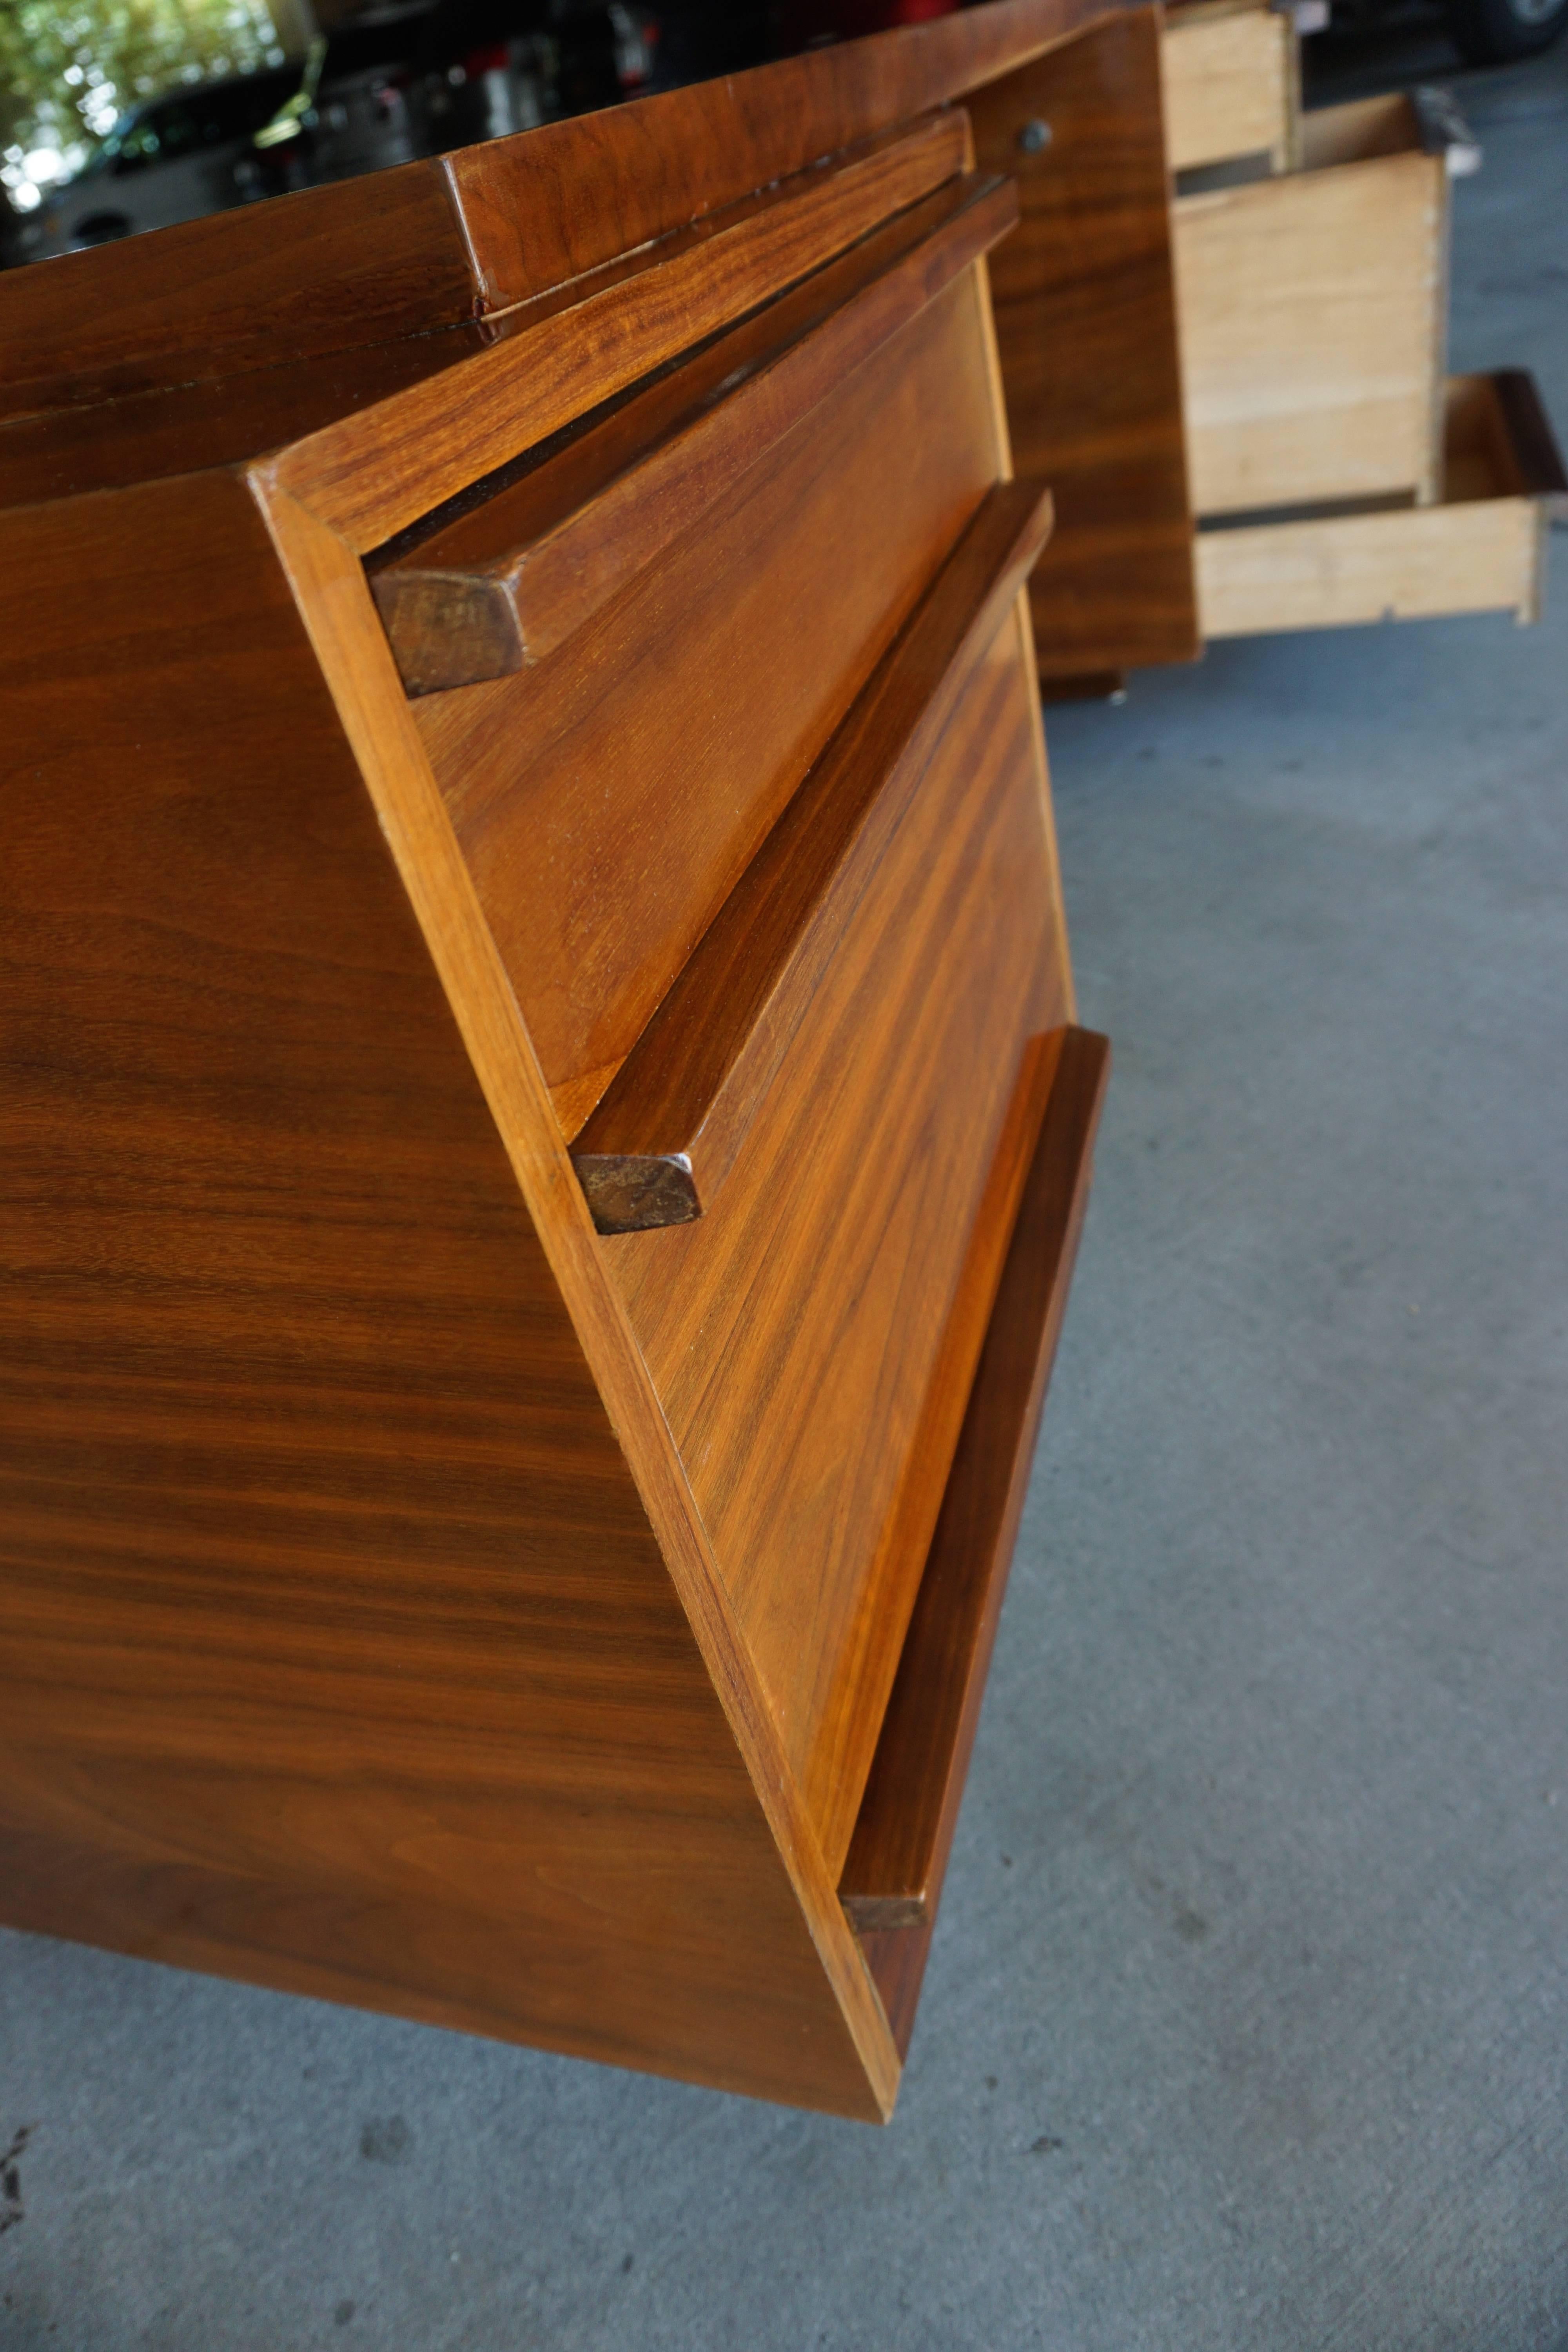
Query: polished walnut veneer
[
  {"left": 968, "top": 10, "right": 1201, "bottom": 682},
  {"left": 0, "top": 4, "right": 1118, "bottom": 2118}
]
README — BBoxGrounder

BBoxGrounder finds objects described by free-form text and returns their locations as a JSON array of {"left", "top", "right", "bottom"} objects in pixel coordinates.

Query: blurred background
[{"left": 2, "top": 0, "right": 1562, "bottom": 269}]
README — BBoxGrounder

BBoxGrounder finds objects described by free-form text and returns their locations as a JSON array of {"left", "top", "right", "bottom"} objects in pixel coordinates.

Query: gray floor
[{"left": 4, "top": 36, "right": 1567, "bottom": 2352}]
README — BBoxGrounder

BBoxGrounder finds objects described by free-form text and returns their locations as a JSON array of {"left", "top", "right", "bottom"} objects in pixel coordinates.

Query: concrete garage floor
[{"left": 3, "top": 33, "right": 1567, "bottom": 2352}]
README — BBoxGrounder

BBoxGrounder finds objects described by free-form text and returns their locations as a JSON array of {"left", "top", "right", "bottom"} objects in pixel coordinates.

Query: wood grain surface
[
  {"left": 1174, "top": 114, "right": 1447, "bottom": 515},
  {"left": 0, "top": 165, "right": 474, "bottom": 425},
  {"left": 1161, "top": 0, "right": 1294, "bottom": 174},
  {"left": 370, "top": 171, "right": 1018, "bottom": 694},
  {"left": 0, "top": 0, "right": 1131, "bottom": 428},
  {"left": 254, "top": 479, "right": 905, "bottom": 2120},
  {"left": 0, "top": 132, "right": 982, "bottom": 526},
  {"left": 418, "top": 265, "right": 1005, "bottom": 1139},
  {"left": 570, "top": 480, "right": 1054, "bottom": 1232},
  {"left": 0, "top": 321, "right": 497, "bottom": 520},
  {"left": 443, "top": 0, "right": 1123, "bottom": 312},
  {"left": 269, "top": 114, "right": 970, "bottom": 551},
  {"left": 0, "top": 1, "right": 1114, "bottom": 2111},
  {"left": 608, "top": 614, "right": 1070, "bottom": 1873},
  {"left": 0, "top": 468, "right": 890, "bottom": 2117},
  {"left": 841, "top": 1027, "right": 1109, "bottom": 1934},
  {"left": 968, "top": 9, "right": 1200, "bottom": 676},
  {"left": 1297, "top": 89, "right": 1417, "bottom": 169},
  {"left": 1195, "top": 372, "right": 1559, "bottom": 636}
]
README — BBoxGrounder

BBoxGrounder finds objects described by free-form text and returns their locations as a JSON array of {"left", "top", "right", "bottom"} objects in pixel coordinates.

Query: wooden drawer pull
[
  {"left": 368, "top": 168, "right": 1018, "bottom": 695},
  {"left": 570, "top": 476, "right": 1054, "bottom": 1236},
  {"left": 840, "top": 1024, "right": 1110, "bottom": 1942}
]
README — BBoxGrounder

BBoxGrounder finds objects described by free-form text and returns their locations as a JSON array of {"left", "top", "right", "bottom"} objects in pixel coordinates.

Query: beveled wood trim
[
  {"left": 443, "top": 0, "right": 1132, "bottom": 311},
  {"left": 266, "top": 114, "right": 969, "bottom": 552},
  {"left": 250, "top": 474, "right": 902, "bottom": 2122},
  {"left": 369, "top": 172, "right": 1018, "bottom": 694},
  {"left": 0, "top": 0, "right": 1135, "bottom": 428},
  {"left": 841, "top": 1026, "right": 1109, "bottom": 1942},
  {"left": 0, "top": 167, "right": 476, "bottom": 425},
  {"left": 570, "top": 479, "right": 1054, "bottom": 1234}
]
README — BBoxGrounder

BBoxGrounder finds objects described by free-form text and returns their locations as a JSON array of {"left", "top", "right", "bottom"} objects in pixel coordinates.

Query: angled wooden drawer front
[
  {"left": 403, "top": 166, "right": 1013, "bottom": 1139},
  {"left": 1197, "top": 372, "right": 1568, "bottom": 637},
  {"left": 381, "top": 128, "right": 1071, "bottom": 1876},
  {"left": 569, "top": 485, "right": 1053, "bottom": 1234},
  {"left": 1174, "top": 95, "right": 1447, "bottom": 517},
  {"left": 607, "top": 548, "right": 1069, "bottom": 1875}
]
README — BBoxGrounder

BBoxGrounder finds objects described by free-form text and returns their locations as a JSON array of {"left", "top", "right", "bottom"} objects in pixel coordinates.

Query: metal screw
[{"left": 1017, "top": 117, "right": 1052, "bottom": 154}]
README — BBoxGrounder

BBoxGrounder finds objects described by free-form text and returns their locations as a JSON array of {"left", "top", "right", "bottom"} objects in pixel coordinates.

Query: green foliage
[{"left": 0, "top": 0, "right": 283, "bottom": 193}]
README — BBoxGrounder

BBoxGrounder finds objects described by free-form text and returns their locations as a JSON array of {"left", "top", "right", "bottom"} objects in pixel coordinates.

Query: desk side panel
[
  {"left": 968, "top": 7, "right": 1200, "bottom": 675},
  {"left": 0, "top": 470, "right": 883, "bottom": 2118}
]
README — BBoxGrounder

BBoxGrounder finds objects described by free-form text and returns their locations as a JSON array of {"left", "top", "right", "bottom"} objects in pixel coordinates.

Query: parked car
[
  {"left": 1443, "top": 0, "right": 1567, "bottom": 59},
  {"left": 1323, "top": 0, "right": 1566, "bottom": 60},
  {"left": 10, "top": 67, "right": 302, "bottom": 258},
  {"left": 6, "top": 2, "right": 674, "bottom": 265},
  {"left": 236, "top": 21, "right": 426, "bottom": 201},
  {"left": 10, "top": 9, "right": 430, "bottom": 263}
]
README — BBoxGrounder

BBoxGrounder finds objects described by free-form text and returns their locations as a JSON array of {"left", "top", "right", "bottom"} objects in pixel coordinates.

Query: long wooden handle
[
  {"left": 571, "top": 478, "right": 1056, "bottom": 1236},
  {"left": 369, "top": 168, "right": 1018, "bottom": 695},
  {"left": 840, "top": 1024, "right": 1110, "bottom": 1946}
]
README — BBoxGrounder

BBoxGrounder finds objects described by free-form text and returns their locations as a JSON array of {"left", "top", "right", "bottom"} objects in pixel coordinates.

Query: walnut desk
[{"left": 0, "top": 3, "right": 1116, "bottom": 2118}]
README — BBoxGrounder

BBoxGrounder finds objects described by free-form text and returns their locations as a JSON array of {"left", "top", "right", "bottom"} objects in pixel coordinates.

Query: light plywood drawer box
[
  {"left": 1174, "top": 94, "right": 1449, "bottom": 518},
  {"left": 1197, "top": 372, "right": 1568, "bottom": 636},
  {"left": 1161, "top": 0, "right": 1299, "bottom": 177}
]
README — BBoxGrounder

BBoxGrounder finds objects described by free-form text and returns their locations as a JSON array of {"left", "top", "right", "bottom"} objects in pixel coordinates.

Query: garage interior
[{"left": 1, "top": 17, "right": 1566, "bottom": 2352}]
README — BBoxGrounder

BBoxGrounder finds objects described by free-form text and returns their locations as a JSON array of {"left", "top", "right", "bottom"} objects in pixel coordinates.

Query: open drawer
[
  {"left": 1196, "top": 371, "right": 1568, "bottom": 637},
  {"left": 1162, "top": 0, "right": 1300, "bottom": 180},
  {"left": 1173, "top": 92, "right": 1450, "bottom": 517}
]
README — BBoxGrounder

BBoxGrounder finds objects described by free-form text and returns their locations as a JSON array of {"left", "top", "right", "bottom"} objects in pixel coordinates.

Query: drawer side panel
[
  {"left": 1162, "top": 5, "right": 1293, "bottom": 176},
  {"left": 0, "top": 470, "right": 887, "bottom": 2118}
]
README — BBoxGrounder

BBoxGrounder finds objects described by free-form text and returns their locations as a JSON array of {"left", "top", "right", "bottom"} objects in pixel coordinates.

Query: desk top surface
[{"left": 0, "top": 0, "right": 1128, "bottom": 429}]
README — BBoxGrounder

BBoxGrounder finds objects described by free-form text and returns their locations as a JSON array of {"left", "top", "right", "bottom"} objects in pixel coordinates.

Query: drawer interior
[
  {"left": 1162, "top": 0, "right": 1296, "bottom": 179},
  {"left": 1196, "top": 370, "right": 1567, "bottom": 636},
  {"left": 1174, "top": 94, "right": 1447, "bottom": 517}
]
